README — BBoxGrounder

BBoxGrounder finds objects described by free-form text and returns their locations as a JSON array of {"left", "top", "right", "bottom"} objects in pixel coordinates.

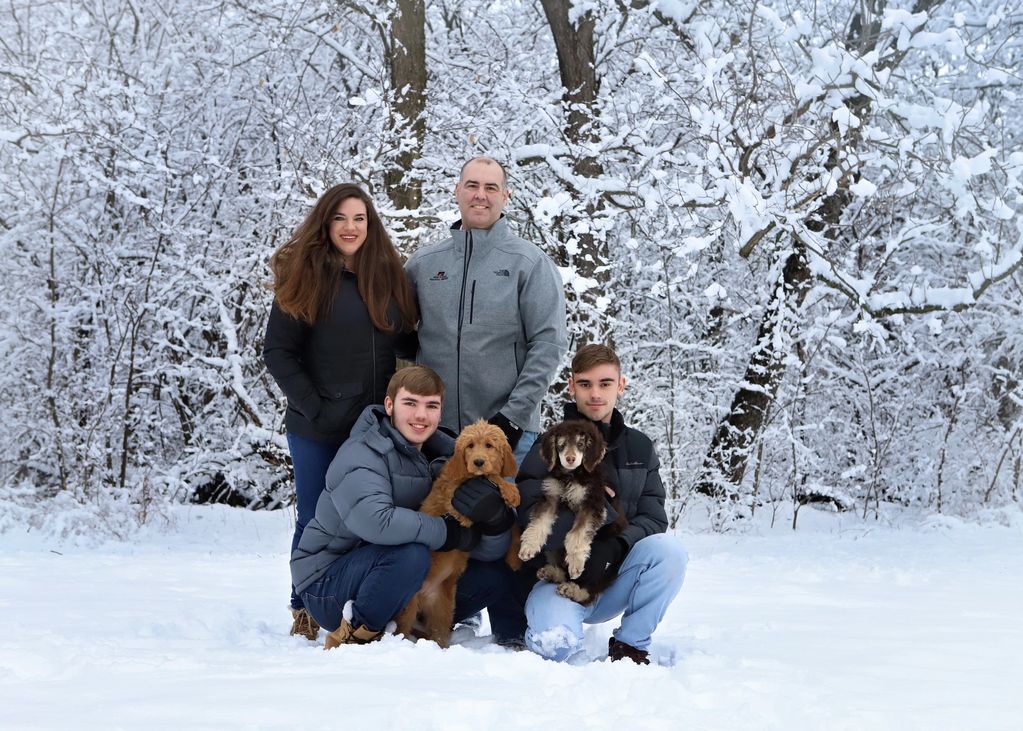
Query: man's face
[
  {"left": 454, "top": 159, "right": 510, "bottom": 230},
  {"left": 568, "top": 364, "right": 626, "bottom": 424},
  {"left": 384, "top": 387, "right": 442, "bottom": 448}
]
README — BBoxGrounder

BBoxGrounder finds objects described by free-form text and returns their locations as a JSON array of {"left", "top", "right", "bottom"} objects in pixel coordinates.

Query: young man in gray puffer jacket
[{"left": 290, "top": 365, "right": 522, "bottom": 648}]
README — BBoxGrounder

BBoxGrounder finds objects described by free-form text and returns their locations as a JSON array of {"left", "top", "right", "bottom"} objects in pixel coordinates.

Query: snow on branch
[{"left": 796, "top": 222, "right": 1023, "bottom": 317}]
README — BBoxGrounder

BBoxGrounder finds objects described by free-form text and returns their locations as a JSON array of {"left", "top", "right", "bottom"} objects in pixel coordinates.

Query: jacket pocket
[{"left": 315, "top": 382, "right": 365, "bottom": 432}]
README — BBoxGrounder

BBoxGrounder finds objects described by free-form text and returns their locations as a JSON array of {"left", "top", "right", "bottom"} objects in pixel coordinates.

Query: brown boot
[
  {"left": 290, "top": 608, "right": 320, "bottom": 641},
  {"left": 608, "top": 637, "right": 650, "bottom": 665},
  {"left": 323, "top": 619, "right": 384, "bottom": 650}
]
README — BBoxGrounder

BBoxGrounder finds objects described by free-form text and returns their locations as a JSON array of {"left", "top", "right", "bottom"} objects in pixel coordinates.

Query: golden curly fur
[{"left": 395, "top": 420, "right": 521, "bottom": 647}]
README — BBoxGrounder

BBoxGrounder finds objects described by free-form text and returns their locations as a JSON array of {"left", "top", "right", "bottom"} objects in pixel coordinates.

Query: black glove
[
  {"left": 489, "top": 412, "right": 523, "bottom": 449},
  {"left": 577, "top": 536, "right": 627, "bottom": 585},
  {"left": 438, "top": 514, "right": 482, "bottom": 552},
  {"left": 452, "top": 477, "right": 515, "bottom": 535}
]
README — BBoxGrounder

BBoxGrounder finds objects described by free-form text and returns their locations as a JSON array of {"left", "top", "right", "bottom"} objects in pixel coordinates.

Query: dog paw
[
  {"left": 566, "top": 553, "right": 586, "bottom": 580},
  {"left": 498, "top": 480, "right": 521, "bottom": 508},
  {"left": 536, "top": 564, "right": 568, "bottom": 583},
  {"left": 556, "top": 582, "right": 591, "bottom": 604},
  {"left": 518, "top": 537, "right": 541, "bottom": 560}
]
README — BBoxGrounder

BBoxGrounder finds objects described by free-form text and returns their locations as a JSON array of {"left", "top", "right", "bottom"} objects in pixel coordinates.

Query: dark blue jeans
[
  {"left": 454, "top": 558, "right": 528, "bottom": 643},
  {"left": 287, "top": 432, "right": 344, "bottom": 610},
  {"left": 300, "top": 543, "right": 432, "bottom": 632}
]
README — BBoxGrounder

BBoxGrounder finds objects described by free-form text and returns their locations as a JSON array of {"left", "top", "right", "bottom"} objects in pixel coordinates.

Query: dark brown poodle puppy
[{"left": 518, "top": 420, "right": 626, "bottom": 604}]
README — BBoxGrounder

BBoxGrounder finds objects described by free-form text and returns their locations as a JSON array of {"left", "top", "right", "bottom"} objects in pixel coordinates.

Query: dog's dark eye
[{"left": 485, "top": 442, "right": 493, "bottom": 449}]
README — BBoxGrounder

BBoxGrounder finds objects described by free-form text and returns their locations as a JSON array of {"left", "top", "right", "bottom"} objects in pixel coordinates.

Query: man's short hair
[
  {"left": 386, "top": 365, "right": 445, "bottom": 401},
  {"left": 459, "top": 156, "right": 508, "bottom": 188},
  {"left": 571, "top": 344, "right": 621, "bottom": 374}
]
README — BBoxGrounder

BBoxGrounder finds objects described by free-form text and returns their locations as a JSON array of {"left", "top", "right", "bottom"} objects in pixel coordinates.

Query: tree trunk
[
  {"left": 539, "top": 0, "right": 610, "bottom": 343},
  {"left": 384, "top": 0, "right": 426, "bottom": 229},
  {"left": 697, "top": 245, "right": 811, "bottom": 496},
  {"left": 697, "top": 2, "right": 900, "bottom": 498}
]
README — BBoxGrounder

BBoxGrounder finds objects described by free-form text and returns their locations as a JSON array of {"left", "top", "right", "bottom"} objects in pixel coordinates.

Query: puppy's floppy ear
[
  {"left": 583, "top": 433, "right": 606, "bottom": 472},
  {"left": 539, "top": 430, "right": 557, "bottom": 471},
  {"left": 442, "top": 438, "right": 471, "bottom": 484},
  {"left": 500, "top": 438, "right": 518, "bottom": 478}
]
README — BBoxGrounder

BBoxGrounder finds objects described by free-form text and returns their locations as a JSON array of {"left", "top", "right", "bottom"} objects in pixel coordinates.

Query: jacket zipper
[{"left": 455, "top": 230, "right": 474, "bottom": 430}]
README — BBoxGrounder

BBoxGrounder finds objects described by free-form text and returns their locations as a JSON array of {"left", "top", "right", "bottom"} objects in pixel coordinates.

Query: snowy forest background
[{"left": 2, "top": 0, "right": 1021, "bottom": 538}]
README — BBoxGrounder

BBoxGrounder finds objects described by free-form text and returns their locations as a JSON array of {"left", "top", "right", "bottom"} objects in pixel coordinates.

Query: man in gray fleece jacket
[{"left": 406, "top": 156, "right": 568, "bottom": 463}]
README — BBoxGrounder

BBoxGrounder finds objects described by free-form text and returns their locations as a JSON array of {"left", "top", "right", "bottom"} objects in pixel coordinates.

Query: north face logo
[
  {"left": 430, "top": 271, "right": 448, "bottom": 281},
  {"left": 494, "top": 269, "right": 510, "bottom": 277}
]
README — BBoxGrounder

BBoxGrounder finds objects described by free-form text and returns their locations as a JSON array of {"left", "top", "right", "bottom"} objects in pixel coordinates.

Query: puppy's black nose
[{"left": 473, "top": 458, "right": 485, "bottom": 468}]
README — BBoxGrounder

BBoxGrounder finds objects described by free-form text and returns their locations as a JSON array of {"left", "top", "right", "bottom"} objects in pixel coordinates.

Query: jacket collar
[
  {"left": 450, "top": 215, "right": 511, "bottom": 246},
  {"left": 352, "top": 405, "right": 454, "bottom": 460},
  {"left": 562, "top": 402, "right": 626, "bottom": 447}
]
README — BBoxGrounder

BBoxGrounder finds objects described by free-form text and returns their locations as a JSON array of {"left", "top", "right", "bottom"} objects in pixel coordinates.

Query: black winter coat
[
  {"left": 263, "top": 270, "right": 417, "bottom": 443},
  {"left": 516, "top": 403, "right": 668, "bottom": 553}
]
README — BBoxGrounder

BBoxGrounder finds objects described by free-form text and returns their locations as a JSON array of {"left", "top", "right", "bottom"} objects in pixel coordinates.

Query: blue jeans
[
  {"left": 513, "top": 430, "right": 538, "bottom": 466},
  {"left": 287, "top": 432, "right": 345, "bottom": 610},
  {"left": 454, "top": 558, "right": 528, "bottom": 642},
  {"left": 524, "top": 533, "right": 688, "bottom": 661},
  {"left": 300, "top": 543, "right": 432, "bottom": 632}
]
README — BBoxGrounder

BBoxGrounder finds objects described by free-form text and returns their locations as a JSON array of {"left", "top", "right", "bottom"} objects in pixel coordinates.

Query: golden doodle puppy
[{"left": 395, "top": 420, "right": 521, "bottom": 647}]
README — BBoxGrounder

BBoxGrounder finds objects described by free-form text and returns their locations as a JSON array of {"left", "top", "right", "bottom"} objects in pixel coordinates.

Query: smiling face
[
  {"left": 384, "top": 387, "right": 442, "bottom": 449},
  {"left": 454, "top": 158, "right": 510, "bottom": 230},
  {"left": 329, "top": 196, "right": 368, "bottom": 267},
  {"left": 568, "top": 363, "right": 626, "bottom": 424}
]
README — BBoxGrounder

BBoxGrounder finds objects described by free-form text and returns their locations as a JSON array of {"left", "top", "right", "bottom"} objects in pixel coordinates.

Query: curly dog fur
[
  {"left": 518, "top": 419, "right": 626, "bottom": 605},
  {"left": 395, "top": 420, "right": 521, "bottom": 647}
]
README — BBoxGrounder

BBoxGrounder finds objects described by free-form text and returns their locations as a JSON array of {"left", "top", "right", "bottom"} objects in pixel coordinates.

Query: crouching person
[
  {"left": 516, "top": 345, "right": 688, "bottom": 664},
  {"left": 290, "top": 365, "right": 520, "bottom": 648}
]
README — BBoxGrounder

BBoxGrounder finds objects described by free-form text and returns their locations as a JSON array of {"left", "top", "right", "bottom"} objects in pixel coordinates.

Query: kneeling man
[
  {"left": 516, "top": 345, "right": 688, "bottom": 664},
  {"left": 291, "top": 365, "right": 521, "bottom": 647}
]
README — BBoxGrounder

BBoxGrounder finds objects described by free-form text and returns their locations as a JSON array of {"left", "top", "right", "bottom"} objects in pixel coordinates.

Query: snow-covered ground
[{"left": 1, "top": 504, "right": 1020, "bottom": 730}]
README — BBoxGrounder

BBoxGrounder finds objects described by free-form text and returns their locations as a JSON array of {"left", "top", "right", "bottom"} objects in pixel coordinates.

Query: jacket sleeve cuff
[{"left": 468, "top": 530, "right": 512, "bottom": 561}]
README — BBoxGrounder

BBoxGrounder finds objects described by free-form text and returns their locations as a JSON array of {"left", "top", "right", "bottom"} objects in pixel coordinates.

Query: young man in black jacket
[{"left": 514, "top": 344, "right": 688, "bottom": 664}]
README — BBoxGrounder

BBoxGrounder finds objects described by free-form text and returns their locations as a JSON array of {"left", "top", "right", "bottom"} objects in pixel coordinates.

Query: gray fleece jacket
[{"left": 405, "top": 217, "right": 568, "bottom": 433}]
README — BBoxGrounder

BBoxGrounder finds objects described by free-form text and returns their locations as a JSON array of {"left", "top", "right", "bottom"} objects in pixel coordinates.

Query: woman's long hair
[{"left": 269, "top": 184, "right": 417, "bottom": 331}]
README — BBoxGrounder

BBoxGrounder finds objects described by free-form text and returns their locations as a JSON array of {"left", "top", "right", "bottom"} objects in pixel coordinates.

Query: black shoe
[
  {"left": 608, "top": 637, "right": 650, "bottom": 665},
  {"left": 456, "top": 611, "right": 483, "bottom": 632},
  {"left": 495, "top": 635, "right": 526, "bottom": 651}
]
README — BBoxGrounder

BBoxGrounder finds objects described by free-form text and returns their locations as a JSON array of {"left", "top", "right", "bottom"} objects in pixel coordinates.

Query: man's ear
[
  {"left": 618, "top": 376, "right": 627, "bottom": 396},
  {"left": 567, "top": 375, "right": 577, "bottom": 398},
  {"left": 384, "top": 396, "right": 394, "bottom": 417}
]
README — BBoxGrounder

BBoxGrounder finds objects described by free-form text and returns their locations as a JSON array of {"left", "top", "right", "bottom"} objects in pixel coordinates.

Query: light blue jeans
[
  {"left": 524, "top": 533, "right": 688, "bottom": 661},
  {"left": 513, "top": 430, "right": 538, "bottom": 467}
]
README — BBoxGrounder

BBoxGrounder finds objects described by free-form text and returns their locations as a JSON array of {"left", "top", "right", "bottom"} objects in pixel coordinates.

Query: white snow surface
[{"left": 1, "top": 505, "right": 1021, "bottom": 730}]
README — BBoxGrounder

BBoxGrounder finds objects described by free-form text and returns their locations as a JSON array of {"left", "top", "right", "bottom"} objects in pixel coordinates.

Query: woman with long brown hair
[{"left": 263, "top": 183, "right": 417, "bottom": 640}]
